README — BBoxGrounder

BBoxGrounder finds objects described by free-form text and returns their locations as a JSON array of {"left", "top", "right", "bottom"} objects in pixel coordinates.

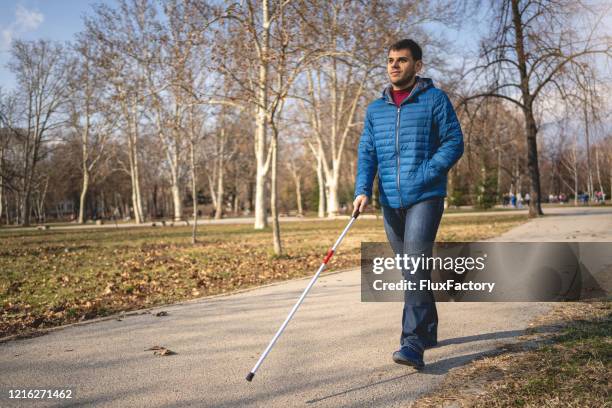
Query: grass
[
  {"left": 0, "top": 213, "right": 527, "bottom": 339},
  {"left": 411, "top": 301, "right": 611, "bottom": 407}
]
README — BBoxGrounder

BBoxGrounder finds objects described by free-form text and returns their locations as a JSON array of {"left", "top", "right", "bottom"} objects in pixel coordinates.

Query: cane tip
[{"left": 246, "top": 372, "right": 255, "bottom": 382}]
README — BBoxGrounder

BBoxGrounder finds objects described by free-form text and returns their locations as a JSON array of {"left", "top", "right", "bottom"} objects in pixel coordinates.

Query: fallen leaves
[
  {"left": 1, "top": 216, "right": 528, "bottom": 339},
  {"left": 103, "top": 283, "right": 115, "bottom": 295},
  {"left": 7, "top": 281, "right": 23, "bottom": 294},
  {"left": 145, "top": 345, "right": 176, "bottom": 356}
]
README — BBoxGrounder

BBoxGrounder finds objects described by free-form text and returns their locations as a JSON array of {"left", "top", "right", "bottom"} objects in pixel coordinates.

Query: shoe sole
[{"left": 392, "top": 354, "right": 425, "bottom": 370}]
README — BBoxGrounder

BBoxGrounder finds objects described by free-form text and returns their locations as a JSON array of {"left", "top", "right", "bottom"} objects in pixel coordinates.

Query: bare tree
[
  {"left": 569, "top": 63, "right": 606, "bottom": 201},
  {"left": 463, "top": 0, "right": 611, "bottom": 217},
  {"left": 68, "top": 35, "right": 116, "bottom": 223},
  {"left": 0, "top": 141, "right": 3, "bottom": 223},
  {"left": 187, "top": 104, "right": 204, "bottom": 243},
  {"left": 84, "top": 0, "right": 151, "bottom": 223},
  {"left": 147, "top": 0, "right": 221, "bottom": 222},
  {"left": 0, "top": 90, "right": 22, "bottom": 225},
  {"left": 312, "top": 144, "right": 326, "bottom": 217},
  {"left": 0, "top": 120, "right": 7, "bottom": 224},
  {"left": 5, "top": 40, "right": 69, "bottom": 225},
  {"left": 216, "top": 0, "right": 292, "bottom": 231},
  {"left": 296, "top": 0, "right": 457, "bottom": 216},
  {"left": 203, "top": 115, "right": 237, "bottom": 220},
  {"left": 213, "top": 0, "right": 333, "bottom": 232},
  {"left": 142, "top": 0, "right": 188, "bottom": 222},
  {"left": 560, "top": 130, "right": 579, "bottom": 205},
  {"left": 285, "top": 160, "right": 304, "bottom": 216},
  {"left": 603, "top": 135, "right": 612, "bottom": 200},
  {"left": 209, "top": 0, "right": 338, "bottom": 254}
]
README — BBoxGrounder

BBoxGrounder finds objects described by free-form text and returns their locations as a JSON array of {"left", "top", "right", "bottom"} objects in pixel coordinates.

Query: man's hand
[{"left": 353, "top": 194, "right": 369, "bottom": 217}]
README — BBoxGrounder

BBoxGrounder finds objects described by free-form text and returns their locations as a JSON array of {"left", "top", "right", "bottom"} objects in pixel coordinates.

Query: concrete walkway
[
  {"left": 1, "top": 207, "right": 610, "bottom": 407},
  {"left": 6, "top": 207, "right": 531, "bottom": 232}
]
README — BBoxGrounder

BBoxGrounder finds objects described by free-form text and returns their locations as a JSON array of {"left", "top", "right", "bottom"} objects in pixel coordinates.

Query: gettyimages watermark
[{"left": 361, "top": 242, "right": 612, "bottom": 302}]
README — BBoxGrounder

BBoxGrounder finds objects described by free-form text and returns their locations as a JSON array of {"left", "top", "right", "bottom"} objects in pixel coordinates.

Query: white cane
[{"left": 246, "top": 209, "right": 361, "bottom": 382}]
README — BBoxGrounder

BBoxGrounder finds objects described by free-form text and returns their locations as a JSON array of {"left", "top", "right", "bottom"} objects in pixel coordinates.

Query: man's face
[{"left": 387, "top": 48, "right": 422, "bottom": 89}]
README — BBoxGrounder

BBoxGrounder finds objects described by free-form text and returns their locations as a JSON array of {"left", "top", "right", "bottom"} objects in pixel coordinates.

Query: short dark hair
[{"left": 388, "top": 39, "right": 422, "bottom": 61}]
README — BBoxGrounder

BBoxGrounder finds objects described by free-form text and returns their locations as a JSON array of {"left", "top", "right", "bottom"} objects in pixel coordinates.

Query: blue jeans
[{"left": 382, "top": 197, "right": 445, "bottom": 353}]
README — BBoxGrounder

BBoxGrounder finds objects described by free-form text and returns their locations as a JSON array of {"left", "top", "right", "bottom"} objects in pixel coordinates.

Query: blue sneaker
[
  {"left": 392, "top": 347, "right": 425, "bottom": 370},
  {"left": 423, "top": 340, "right": 438, "bottom": 349}
]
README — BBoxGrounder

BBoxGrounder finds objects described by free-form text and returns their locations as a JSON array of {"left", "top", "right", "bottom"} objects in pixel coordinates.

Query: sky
[
  {"left": 0, "top": 0, "right": 608, "bottom": 146},
  {"left": 0, "top": 0, "right": 487, "bottom": 93},
  {"left": 0, "top": 0, "right": 118, "bottom": 90},
  {"left": 0, "top": 1, "right": 609, "bottom": 99}
]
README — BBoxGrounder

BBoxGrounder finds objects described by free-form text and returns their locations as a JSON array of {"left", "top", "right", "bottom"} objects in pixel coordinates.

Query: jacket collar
[{"left": 382, "top": 76, "right": 434, "bottom": 106}]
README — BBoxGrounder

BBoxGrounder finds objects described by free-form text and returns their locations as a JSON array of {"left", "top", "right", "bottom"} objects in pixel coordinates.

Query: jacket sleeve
[
  {"left": 353, "top": 108, "right": 378, "bottom": 199},
  {"left": 427, "top": 91, "right": 464, "bottom": 182}
]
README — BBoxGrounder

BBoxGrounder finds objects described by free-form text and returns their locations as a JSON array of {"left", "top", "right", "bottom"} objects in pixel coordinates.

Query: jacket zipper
[
  {"left": 390, "top": 81, "right": 421, "bottom": 208},
  {"left": 395, "top": 106, "right": 404, "bottom": 208}
]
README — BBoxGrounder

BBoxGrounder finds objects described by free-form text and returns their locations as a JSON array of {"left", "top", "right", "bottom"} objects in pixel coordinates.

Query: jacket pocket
[{"left": 421, "top": 159, "right": 431, "bottom": 186}]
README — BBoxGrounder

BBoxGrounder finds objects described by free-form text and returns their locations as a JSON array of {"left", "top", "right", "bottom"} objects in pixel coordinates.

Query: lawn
[
  {"left": 411, "top": 301, "right": 611, "bottom": 407},
  {"left": 0, "top": 214, "right": 527, "bottom": 338}
]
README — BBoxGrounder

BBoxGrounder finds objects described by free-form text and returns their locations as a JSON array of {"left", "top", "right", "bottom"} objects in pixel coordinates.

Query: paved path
[
  {"left": 488, "top": 206, "right": 612, "bottom": 242},
  {"left": 1, "top": 207, "right": 610, "bottom": 407},
  {"left": 5, "top": 207, "right": 532, "bottom": 232}
]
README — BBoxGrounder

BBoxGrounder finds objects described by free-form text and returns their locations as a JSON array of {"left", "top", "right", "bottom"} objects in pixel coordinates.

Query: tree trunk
[
  {"left": 524, "top": 111, "right": 543, "bottom": 216},
  {"left": 0, "top": 143, "right": 4, "bottom": 224},
  {"left": 4, "top": 191, "right": 9, "bottom": 225},
  {"left": 215, "top": 161, "right": 224, "bottom": 219},
  {"left": 295, "top": 176, "right": 303, "bottom": 216},
  {"left": 574, "top": 132, "right": 579, "bottom": 206},
  {"left": 247, "top": 181, "right": 254, "bottom": 215},
  {"left": 496, "top": 133, "right": 502, "bottom": 201},
  {"left": 583, "top": 104, "right": 594, "bottom": 201},
  {"left": 21, "top": 184, "right": 32, "bottom": 226},
  {"left": 270, "top": 135, "right": 282, "bottom": 255},
  {"left": 129, "top": 147, "right": 144, "bottom": 223},
  {"left": 14, "top": 194, "right": 19, "bottom": 225},
  {"left": 511, "top": 0, "right": 543, "bottom": 217},
  {"left": 316, "top": 151, "right": 325, "bottom": 218},
  {"left": 171, "top": 183, "right": 182, "bottom": 222},
  {"left": 515, "top": 155, "right": 521, "bottom": 195},
  {"left": 78, "top": 170, "right": 89, "bottom": 224},
  {"left": 190, "top": 138, "right": 198, "bottom": 244},
  {"left": 287, "top": 162, "right": 303, "bottom": 217},
  {"left": 37, "top": 177, "right": 48, "bottom": 223},
  {"left": 215, "top": 129, "right": 226, "bottom": 220},
  {"left": 254, "top": 0, "right": 271, "bottom": 230},
  {"left": 326, "top": 176, "right": 339, "bottom": 217},
  {"left": 125, "top": 98, "right": 144, "bottom": 224},
  {"left": 595, "top": 148, "right": 603, "bottom": 195},
  {"left": 207, "top": 172, "right": 217, "bottom": 210},
  {"left": 0, "top": 175, "right": 3, "bottom": 225},
  {"left": 233, "top": 193, "right": 239, "bottom": 215},
  {"left": 134, "top": 158, "right": 144, "bottom": 222}
]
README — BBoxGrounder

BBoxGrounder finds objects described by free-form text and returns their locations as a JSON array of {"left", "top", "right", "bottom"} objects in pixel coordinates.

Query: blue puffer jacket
[{"left": 354, "top": 77, "right": 464, "bottom": 208}]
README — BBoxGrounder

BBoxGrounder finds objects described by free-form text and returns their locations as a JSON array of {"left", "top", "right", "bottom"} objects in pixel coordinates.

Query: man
[{"left": 353, "top": 39, "right": 464, "bottom": 369}]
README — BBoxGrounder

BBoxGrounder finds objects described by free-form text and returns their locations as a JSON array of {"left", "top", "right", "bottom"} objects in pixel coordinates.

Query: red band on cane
[{"left": 322, "top": 249, "right": 334, "bottom": 264}]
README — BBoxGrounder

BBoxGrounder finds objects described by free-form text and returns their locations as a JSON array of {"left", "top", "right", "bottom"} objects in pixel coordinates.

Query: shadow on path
[{"left": 302, "top": 324, "right": 561, "bottom": 405}]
